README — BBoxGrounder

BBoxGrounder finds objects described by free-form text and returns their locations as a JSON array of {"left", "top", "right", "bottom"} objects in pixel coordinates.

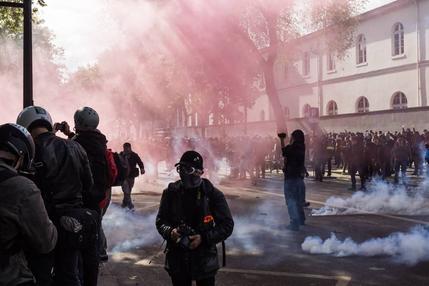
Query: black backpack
[{"left": 112, "top": 152, "right": 129, "bottom": 186}]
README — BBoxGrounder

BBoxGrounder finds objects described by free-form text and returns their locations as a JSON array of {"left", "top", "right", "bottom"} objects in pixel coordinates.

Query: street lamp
[{"left": 0, "top": 0, "right": 33, "bottom": 108}]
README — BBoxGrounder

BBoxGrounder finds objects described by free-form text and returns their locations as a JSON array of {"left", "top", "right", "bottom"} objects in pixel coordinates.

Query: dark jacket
[
  {"left": 0, "top": 161, "right": 57, "bottom": 286},
  {"left": 282, "top": 142, "right": 306, "bottom": 179},
  {"left": 156, "top": 179, "right": 234, "bottom": 280},
  {"left": 72, "top": 130, "right": 109, "bottom": 207},
  {"left": 33, "top": 132, "right": 93, "bottom": 216},
  {"left": 120, "top": 151, "right": 144, "bottom": 178}
]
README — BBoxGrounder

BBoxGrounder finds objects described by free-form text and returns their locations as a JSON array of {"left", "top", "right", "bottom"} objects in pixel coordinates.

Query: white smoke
[
  {"left": 302, "top": 226, "right": 429, "bottom": 266},
  {"left": 312, "top": 179, "right": 429, "bottom": 216},
  {"left": 102, "top": 204, "right": 160, "bottom": 253}
]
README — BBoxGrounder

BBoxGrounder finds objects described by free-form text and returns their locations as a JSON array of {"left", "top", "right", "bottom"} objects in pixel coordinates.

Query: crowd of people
[{"left": 128, "top": 129, "right": 429, "bottom": 188}]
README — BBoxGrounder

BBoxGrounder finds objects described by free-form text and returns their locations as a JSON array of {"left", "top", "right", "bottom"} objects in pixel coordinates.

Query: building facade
[{"left": 270, "top": 0, "right": 429, "bottom": 120}]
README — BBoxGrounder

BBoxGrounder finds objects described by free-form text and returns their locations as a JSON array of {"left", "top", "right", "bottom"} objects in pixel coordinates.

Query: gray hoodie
[{"left": 0, "top": 161, "right": 57, "bottom": 285}]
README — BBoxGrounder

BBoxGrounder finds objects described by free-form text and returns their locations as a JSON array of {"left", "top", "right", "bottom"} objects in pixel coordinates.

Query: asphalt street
[{"left": 99, "top": 170, "right": 429, "bottom": 286}]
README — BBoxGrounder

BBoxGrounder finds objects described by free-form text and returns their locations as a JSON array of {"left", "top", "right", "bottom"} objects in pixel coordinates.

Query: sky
[{"left": 41, "top": 0, "right": 396, "bottom": 73}]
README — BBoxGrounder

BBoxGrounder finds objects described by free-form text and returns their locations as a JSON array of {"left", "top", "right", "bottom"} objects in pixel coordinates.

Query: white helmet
[
  {"left": 74, "top": 107, "right": 99, "bottom": 131},
  {"left": 16, "top": 106, "right": 53, "bottom": 132}
]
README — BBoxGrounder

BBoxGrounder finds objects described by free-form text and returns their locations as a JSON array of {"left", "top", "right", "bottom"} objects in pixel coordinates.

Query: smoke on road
[
  {"left": 302, "top": 225, "right": 429, "bottom": 265},
  {"left": 103, "top": 204, "right": 159, "bottom": 253},
  {"left": 312, "top": 179, "right": 429, "bottom": 216}
]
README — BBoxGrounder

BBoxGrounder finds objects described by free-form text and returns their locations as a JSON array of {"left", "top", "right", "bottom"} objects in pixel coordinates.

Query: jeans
[
  {"left": 121, "top": 177, "right": 135, "bottom": 209},
  {"left": 171, "top": 276, "right": 215, "bottom": 286},
  {"left": 284, "top": 178, "right": 306, "bottom": 228}
]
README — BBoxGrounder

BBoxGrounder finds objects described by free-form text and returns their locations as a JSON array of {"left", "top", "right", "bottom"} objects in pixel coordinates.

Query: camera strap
[{"left": 221, "top": 240, "right": 226, "bottom": 267}]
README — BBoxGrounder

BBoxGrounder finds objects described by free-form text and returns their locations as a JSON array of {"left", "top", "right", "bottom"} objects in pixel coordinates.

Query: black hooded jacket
[
  {"left": 282, "top": 141, "right": 306, "bottom": 179},
  {"left": 33, "top": 132, "right": 93, "bottom": 216},
  {"left": 72, "top": 130, "right": 109, "bottom": 207},
  {"left": 156, "top": 179, "right": 234, "bottom": 280}
]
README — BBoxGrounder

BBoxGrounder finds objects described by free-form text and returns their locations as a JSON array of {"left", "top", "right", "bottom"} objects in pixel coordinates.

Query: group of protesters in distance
[
  {"left": 126, "top": 128, "right": 429, "bottom": 190},
  {"left": 310, "top": 128, "right": 429, "bottom": 190}
]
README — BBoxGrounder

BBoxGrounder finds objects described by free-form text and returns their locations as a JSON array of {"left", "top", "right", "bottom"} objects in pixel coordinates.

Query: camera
[
  {"left": 54, "top": 122, "right": 67, "bottom": 133},
  {"left": 176, "top": 224, "right": 196, "bottom": 250}
]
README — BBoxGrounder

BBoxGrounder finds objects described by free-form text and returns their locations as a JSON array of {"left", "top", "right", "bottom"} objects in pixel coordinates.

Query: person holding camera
[
  {"left": 156, "top": 151, "right": 234, "bottom": 286},
  {"left": 17, "top": 106, "right": 99, "bottom": 286},
  {"left": 278, "top": 130, "right": 306, "bottom": 231}
]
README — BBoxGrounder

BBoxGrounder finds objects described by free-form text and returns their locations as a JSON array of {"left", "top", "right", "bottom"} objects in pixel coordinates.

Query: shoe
[
  {"left": 304, "top": 202, "right": 311, "bottom": 207},
  {"left": 348, "top": 186, "right": 356, "bottom": 191},
  {"left": 286, "top": 224, "right": 299, "bottom": 231},
  {"left": 100, "top": 254, "right": 108, "bottom": 262}
]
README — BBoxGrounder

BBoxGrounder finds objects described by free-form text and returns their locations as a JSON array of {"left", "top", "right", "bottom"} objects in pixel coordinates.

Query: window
[
  {"left": 284, "top": 106, "right": 290, "bottom": 119},
  {"left": 356, "top": 97, "right": 369, "bottom": 113},
  {"left": 327, "top": 52, "right": 336, "bottom": 71},
  {"left": 392, "top": 23, "right": 404, "bottom": 56},
  {"left": 303, "top": 52, "right": 310, "bottom": 76},
  {"left": 260, "top": 110, "right": 266, "bottom": 121},
  {"left": 392, "top": 92, "right": 407, "bottom": 109},
  {"left": 356, "top": 34, "right": 367, "bottom": 64},
  {"left": 303, "top": 104, "right": 311, "bottom": 118},
  {"left": 327, "top": 101, "right": 338, "bottom": 116}
]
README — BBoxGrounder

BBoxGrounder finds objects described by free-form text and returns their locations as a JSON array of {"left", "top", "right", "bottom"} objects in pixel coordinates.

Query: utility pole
[{"left": 0, "top": 0, "right": 33, "bottom": 108}]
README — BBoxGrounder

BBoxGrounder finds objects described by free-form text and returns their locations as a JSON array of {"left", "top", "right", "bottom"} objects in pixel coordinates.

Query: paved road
[{"left": 99, "top": 170, "right": 429, "bottom": 286}]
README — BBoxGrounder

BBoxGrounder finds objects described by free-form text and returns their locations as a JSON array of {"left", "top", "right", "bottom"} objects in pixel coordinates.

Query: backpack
[
  {"left": 105, "top": 149, "right": 118, "bottom": 187},
  {"left": 112, "top": 152, "right": 130, "bottom": 186}
]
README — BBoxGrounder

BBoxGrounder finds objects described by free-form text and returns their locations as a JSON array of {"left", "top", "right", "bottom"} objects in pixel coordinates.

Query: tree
[
  {"left": 0, "top": 0, "right": 47, "bottom": 38},
  {"left": 168, "top": 0, "right": 366, "bottom": 133}
]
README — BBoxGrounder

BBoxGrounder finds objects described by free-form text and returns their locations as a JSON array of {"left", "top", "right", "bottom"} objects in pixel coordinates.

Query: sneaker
[{"left": 100, "top": 254, "right": 108, "bottom": 262}]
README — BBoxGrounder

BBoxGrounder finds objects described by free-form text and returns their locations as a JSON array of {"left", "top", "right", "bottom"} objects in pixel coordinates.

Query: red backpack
[{"left": 105, "top": 149, "right": 118, "bottom": 187}]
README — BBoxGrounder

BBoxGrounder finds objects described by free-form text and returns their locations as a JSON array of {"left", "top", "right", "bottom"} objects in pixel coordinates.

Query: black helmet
[
  {"left": 74, "top": 107, "right": 99, "bottom": 131},
  {"left": 0, "top": 123, "right": 35, "bottom": 171}
]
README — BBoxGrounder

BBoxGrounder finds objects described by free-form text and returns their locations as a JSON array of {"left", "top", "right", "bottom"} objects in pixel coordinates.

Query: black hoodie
[
  {"left": 72, "top": 130, "right": 109, "bottom": 208},
  {"left": 282, "top": 142, "right": 306, "bottom": 180}
]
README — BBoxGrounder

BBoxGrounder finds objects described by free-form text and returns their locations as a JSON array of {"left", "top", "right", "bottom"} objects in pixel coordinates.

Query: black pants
[
  {"left": 121, "top": 177, "right": 135, "bottom": 209},
  {"left": 350, "top": 164, "right": 366, "bottom": 189},
  {"left": 171, "top": 276, "right": 215, "bottom": 286}
]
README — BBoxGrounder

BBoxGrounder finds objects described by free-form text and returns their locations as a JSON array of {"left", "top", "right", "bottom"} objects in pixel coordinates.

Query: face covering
[{"left": 180, "top": 173, "right": 202, "bottom": 189}]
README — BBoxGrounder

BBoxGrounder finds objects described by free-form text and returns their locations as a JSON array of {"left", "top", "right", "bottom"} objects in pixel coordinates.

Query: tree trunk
[{"left": 264, "top": 56, "right": 287, "bottom": 134}]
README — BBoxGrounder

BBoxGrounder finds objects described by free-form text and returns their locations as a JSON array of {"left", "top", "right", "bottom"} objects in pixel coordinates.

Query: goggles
[{"left": 176, "top": 164, "right": 203, "bottom": 175}]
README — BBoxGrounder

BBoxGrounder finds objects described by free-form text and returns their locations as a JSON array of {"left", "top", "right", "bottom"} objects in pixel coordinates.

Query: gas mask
[{"left": 177, "top": 165, "right": 203, "bottom": 189}]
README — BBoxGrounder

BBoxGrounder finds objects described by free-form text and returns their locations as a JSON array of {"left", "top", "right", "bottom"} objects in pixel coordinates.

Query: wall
[{"left": 172, "top": 107, "right": 429, "bottom": 137}]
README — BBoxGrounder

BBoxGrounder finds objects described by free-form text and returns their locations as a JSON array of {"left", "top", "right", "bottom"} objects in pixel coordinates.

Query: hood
[{"left": 74, "top": 130, "right": 107, "bottom": 154}]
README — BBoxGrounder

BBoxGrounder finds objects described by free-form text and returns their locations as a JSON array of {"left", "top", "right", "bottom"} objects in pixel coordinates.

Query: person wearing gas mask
[
  {"left": 16, "top": 106, "right": 99, "bottom": 286},
  {"left": 156, "top": 151, "right": 234, "bottom": 286},
  {"left": 0, "top": 123, "right": 57, "bottom": 286}
]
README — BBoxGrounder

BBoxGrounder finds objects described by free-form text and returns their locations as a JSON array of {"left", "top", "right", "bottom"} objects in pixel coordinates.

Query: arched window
[
  {"left": 392, "top": 23, "right": 404, "bottom": 56},
  {"left": 284, "top": 106, "right": 290, "bottom": 119},
  {"left": 303, "top": 104, "right": 311, "bottom": 118},
  {"left": 327, "top": 101, "right": 338, "bottom": 116},
  {"left": 356, "top": 34, "right": 367, "bottom": 64},
  {"left": 356, "top": 97, "right": 369, "bottom": 113},
  {"left": 392, "top": 92, "right": 408, "bottom": 109}
]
